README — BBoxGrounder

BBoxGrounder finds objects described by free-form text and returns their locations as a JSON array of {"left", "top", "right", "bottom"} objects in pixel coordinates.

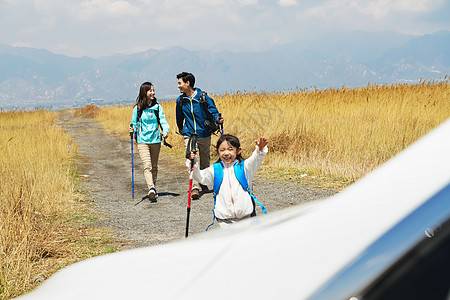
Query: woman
[{"left": 129, "top": 82, "right": 169, "bottom": 201}]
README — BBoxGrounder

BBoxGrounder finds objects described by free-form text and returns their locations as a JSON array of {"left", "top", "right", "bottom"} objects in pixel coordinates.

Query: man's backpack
[{"left": 199, "top": 92, "right": 221, "bottom": 134}]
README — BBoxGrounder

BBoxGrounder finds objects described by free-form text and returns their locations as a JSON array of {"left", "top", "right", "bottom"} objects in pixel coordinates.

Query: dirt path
[{"left": 56, "top": 111, "right": 337, "bottom": 250}]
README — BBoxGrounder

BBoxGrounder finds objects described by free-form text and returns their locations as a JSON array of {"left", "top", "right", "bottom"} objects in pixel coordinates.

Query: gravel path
[{"left": 57, "top": 111, "right": 337, "bottom": 250}]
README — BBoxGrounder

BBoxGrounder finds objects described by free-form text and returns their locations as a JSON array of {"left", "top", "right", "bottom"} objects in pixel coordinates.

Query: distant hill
[
  {"left": 0, "top": 30, "right": 449, "bottom": 107},
  {"left": 367, "top": 30, "right": 450, "bottom": 81}
]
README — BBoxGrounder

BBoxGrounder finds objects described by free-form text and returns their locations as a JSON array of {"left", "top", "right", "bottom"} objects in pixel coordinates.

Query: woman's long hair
[
  {"left": 215, "top": 134, "right": 244, "bottom": 163},
  {"left": 135, "top": 82, "right": 157, "bottom": 111}
]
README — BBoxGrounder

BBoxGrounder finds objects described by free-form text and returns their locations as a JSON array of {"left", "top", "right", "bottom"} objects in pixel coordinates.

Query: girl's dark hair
[
  {"left": 215, "top": 134, "right": 244, "bottom": 163},
  {"left": 135, "top": 82, "right": 157, "bottom": 111}
]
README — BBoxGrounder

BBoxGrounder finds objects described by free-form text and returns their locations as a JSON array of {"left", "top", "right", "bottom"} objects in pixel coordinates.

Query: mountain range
[{"left": 1, "top": 30, "right": 449, "bottom": 108}]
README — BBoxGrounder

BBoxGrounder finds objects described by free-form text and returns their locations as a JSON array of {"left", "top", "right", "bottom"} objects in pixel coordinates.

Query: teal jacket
[{"left": 130, "top": 103, "right": 169, "bottom": 144}]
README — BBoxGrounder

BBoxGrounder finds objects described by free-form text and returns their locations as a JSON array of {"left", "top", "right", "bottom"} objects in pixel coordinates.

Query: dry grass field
[
  {"left": 95, "top": 80, "right": 450, "bottom": 188},
  {"left": 0, "top": 109, "right": 116, "bottom": 299}
]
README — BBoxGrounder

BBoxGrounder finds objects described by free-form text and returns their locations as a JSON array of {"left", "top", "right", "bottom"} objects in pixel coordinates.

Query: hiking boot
[
  {"left": 191, "top": 188, "right": 200, "bottom": 200},
  {"left": 148, "top": 188, "right": 158, "bottom": 202}
]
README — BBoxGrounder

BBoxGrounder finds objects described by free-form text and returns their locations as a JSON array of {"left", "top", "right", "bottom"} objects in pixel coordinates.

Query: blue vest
[{"left": 206, "top": 160, "right": 267, "bottom": 231}]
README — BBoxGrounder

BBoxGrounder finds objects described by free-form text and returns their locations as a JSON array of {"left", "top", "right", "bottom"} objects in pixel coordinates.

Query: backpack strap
[
  {"left": 213, "top": 162, "right": 224, "bottom": 196},
  {"left": 234, "top": 161, "right": 267, "bottom": 215},
  {"left": 233, "top": 161, "right": 248, "bottom": 190},
  {"left": 137, "top": 107, "right": 143, "bottom": 121},
  {"left": 177, "top": 96, "right": 183, "bottom": 111},
  {"left": 206, "top": 162, "right": 223, "bottom": 231},
  {"left": 200, "top": 92, "right": 220, "bottom": 135},
  {"left": 200, "top": 92, "right": 209, "bottom": 118},
  {"left": 153, "top": 105, "right": 172, "bottom": 148},
  {"left": 153, "top": 104, "right": 162, "bottom": 132}
]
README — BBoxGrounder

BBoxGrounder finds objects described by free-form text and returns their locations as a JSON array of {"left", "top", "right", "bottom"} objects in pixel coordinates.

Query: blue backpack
[{"left": 206, "top": 160, "right": 267, "bottom": 231}]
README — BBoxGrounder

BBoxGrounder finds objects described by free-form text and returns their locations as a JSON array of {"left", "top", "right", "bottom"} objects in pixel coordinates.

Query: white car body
[{"left": 19, "top": 119, "right": 450, "bottom": 300}]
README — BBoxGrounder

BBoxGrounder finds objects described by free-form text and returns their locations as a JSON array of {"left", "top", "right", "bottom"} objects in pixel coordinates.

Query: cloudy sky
[{"left": 1, "top": 0, "right": 449, "bottom": 58}]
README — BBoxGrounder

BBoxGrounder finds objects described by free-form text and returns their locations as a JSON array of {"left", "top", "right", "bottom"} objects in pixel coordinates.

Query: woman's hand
[
  {"left": 128, "top": 126, "right": 134, "bottom": 133},
  {"left": 162, "top": 132, "right": 168, "bottom": 139}
]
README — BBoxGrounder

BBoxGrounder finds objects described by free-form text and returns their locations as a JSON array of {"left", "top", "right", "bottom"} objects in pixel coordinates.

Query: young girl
[
  {"left": 188, "top": 134, "right": 269, "bottom": 227},
  {"left": 129, "top": 82, "right": 169, "bottom": 201}
]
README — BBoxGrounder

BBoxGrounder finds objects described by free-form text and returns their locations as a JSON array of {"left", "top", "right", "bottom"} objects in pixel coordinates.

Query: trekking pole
[
  {"left": 185, "top": 133, "right": 198, "bottom": 238},
  {"left": 130, "top": 124, "right": 135, "bottom": 201},
  {"left": 218, "top": 113, "right": 223, "bottom": 135}
]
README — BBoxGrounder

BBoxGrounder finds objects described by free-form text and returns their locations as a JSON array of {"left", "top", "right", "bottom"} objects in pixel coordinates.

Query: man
[{"left": 176, "top": 72, "right": 224, "bottom": 199}]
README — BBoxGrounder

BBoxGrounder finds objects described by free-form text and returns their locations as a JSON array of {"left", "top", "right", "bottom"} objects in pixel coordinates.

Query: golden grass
[
  {"left": 218, "top": 80, "right": 450, "bottom": 187},
  {"left": 0, "top": 110, "right": 117, "bottom": 299},
  {"left": 94, "top": 105, "right": 134, "bottom": 136},
  {"left": 95, "top": 80, "right": 449, "bottom": 189},
  {"left": 73, "top": 104, "right": 100, "bottom": 118}
]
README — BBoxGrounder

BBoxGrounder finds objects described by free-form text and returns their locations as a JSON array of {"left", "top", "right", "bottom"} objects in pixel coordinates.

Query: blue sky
[{"left": 1, "top": 0, "right": 449, "bottom": 58}]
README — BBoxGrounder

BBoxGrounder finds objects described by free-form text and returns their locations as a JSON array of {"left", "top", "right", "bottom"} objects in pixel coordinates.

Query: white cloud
[
  {"left": 0, "top": 0, "right": 449, "bottom": 57},
  {"left": 53, "top": 43, "right": 86, "bottom": 57},
  {"left": 350, "top": 0, "right": 391, "bottom": 20},
  {"left": 76, "top": 0, "right": 140, "bottom": 20},
  {"left": 302, "top": 0, "right": 433, "bottom": 24},
  {"left": 278, "top": 0, "right": 297, "bottom": 7},
  {"left": 303, "top": 0, "right": 440, "bottom": 22},
  {"left": 197, "top": 0, "right": 227, "bottom": 6},
  {"left": 351, "top": 0, "right": 435, "bottom": 18},
  {"left": 294, "top": 0, "right": 450, "bottom": 38},
  {"left": 157, "top": 0, "right": 195, "bottom": 11},
  {"left": 11, "top": 41, "right": 34, "bottom": 48},
  {"left": 23, "top": 14, "right": 57, "bottom": 33},
  {"left": 392, "top": 0, "right": 441, "bottom": 13},
  {"left": 239, "top": 0, "right": 258, "bottom": 6}
]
